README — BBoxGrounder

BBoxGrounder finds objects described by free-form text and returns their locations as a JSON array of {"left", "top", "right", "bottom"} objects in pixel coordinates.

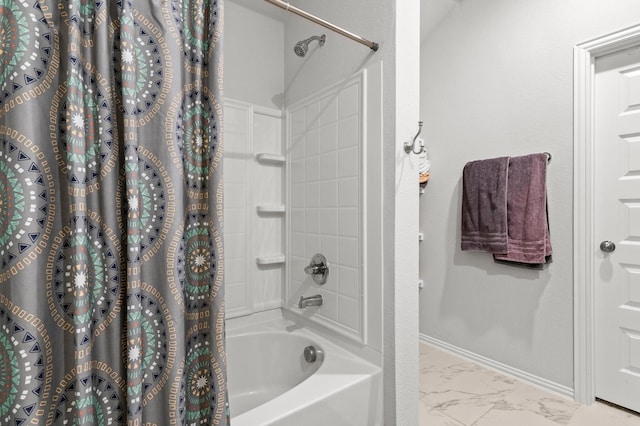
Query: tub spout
[{"left": 298, "top": 294, "right": 323, "bottom": 308}]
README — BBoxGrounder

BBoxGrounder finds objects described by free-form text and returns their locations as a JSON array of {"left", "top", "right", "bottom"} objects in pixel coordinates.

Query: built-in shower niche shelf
[
  {"left": 256, "top": 153, "right": 285, "bottom": 165},
  {"left": 256, "top": 205, "right": 286, "bottom": 215},
  {"left": 256, "top": 255, "right": 286, "bottom": 266}
]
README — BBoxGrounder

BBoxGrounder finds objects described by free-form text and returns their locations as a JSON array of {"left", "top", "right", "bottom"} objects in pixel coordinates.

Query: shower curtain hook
[{"left": 404, "top": 121, "right": 425, "bottom": 155}]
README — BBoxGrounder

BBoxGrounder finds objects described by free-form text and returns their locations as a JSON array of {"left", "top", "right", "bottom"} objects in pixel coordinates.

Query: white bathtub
[{"left": 226, "top": 312, "right": 382, "bottom": 426}]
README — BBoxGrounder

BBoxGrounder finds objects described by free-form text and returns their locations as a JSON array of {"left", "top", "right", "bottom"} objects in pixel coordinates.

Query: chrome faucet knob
[
  {"left": 304, "top": 264, "right": 325, "bottom": 274},
  {"left": 303, "top": 253, "right": 329, "bottom": 285}
]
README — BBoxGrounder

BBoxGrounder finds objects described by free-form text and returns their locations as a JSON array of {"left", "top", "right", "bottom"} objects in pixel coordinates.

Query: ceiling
[{"left": 229, "top": 0, "right": 461, "bottom": 43}]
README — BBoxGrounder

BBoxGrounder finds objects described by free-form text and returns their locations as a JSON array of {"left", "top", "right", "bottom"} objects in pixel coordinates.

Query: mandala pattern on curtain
[{"left": 0, "top": 0, "right": 226, "bottom": 424}]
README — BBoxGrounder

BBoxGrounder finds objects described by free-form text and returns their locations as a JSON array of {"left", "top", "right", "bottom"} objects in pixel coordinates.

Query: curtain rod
[{"left": 264, "top": 0, "right": 379, "bottom": 52}]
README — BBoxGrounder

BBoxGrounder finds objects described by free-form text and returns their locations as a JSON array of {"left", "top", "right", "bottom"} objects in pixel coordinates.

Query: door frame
[{"left": 574, "top": 24, "right": 640, "bottom": 405}]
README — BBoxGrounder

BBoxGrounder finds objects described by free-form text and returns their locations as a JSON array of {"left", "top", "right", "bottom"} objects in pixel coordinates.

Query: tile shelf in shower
[
  {"left": 256, "top": 205, "right": 286, "bottom": 215},
  {"left": 256, "top": 153, "right": 285, "bottom": 165},
  {"left": 256, "top": 255, "right": 286, "bottom": 265}
]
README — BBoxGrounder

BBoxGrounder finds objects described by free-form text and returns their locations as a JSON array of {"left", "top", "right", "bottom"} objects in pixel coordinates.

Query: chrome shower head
[
  {"left": 294, "top": 34, "right": 326, "bottom": 57},
  {"left": 293, "top": 41, "right": 308, "bottom": 57}
]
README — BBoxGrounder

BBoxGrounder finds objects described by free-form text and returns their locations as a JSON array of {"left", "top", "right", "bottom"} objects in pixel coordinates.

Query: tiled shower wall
[
  {"left": 224, "top": 100, "right": 284, "bottom": 318},
  {"left": 287, "top": 73, "right": 364, "bottom": 342}
]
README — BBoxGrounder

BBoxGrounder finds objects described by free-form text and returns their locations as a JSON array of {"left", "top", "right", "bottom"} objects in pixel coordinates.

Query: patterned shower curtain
[{"left": 0, "top": 0, "right": 226, "bottom": 424}]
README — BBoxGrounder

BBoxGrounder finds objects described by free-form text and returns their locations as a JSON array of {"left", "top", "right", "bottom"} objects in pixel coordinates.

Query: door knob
[{"left": 600, "top": 240, "right": 616, "bottom": 253}]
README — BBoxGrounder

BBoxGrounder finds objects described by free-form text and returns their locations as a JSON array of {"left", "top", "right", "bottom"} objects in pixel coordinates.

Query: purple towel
[
  {"left": 493, "top": 153, "right": 551, "bottom": 265},
  {"left": 461, "top": 156, "right": 510, "bottom": 253}
]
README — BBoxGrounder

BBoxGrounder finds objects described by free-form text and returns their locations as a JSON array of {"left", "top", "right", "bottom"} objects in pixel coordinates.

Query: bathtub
[{"left": 226, "top": 311, "right": 382, "bottom": 426}]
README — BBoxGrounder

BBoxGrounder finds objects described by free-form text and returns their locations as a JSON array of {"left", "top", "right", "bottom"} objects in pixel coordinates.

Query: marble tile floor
[{"left": 419, "top": 343, "right": 640, "bottom": 426}]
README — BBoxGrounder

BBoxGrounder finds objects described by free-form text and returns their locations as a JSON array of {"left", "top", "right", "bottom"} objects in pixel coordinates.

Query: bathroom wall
[
  {"left": 419, "top": 0, "right": 640, "bottom": 391},
  {"left": 282, "top": 8, "right": 387, "bottom": 356},
  {"left": 224, "top": 2, "right": 285, "bottom": 316},
  {"left": 224, "top": 2, "right": 284, "bottom": 109},
  {"left": 224, "top": 101, "right": 284, "bottom": 318},
  {"left": 287, "top": 72, "right": 365, "bottom": 342}
]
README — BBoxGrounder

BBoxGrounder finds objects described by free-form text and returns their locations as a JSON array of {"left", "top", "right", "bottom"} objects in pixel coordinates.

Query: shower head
[
  {"left": 293, "top": 41, "right": 308, "bottom": 57},
  {"left": 294, "top": 34, "right": 326, "bottom": 57}
]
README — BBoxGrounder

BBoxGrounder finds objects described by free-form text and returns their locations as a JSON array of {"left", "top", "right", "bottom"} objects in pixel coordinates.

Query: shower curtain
[{"left": 0, "top": 0, "right": 226, "bottom": 424}]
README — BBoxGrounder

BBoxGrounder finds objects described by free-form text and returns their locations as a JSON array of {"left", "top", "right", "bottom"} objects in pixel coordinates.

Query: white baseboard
[{"left": 419, "top": 333, "right": 575, "bottom": 400}]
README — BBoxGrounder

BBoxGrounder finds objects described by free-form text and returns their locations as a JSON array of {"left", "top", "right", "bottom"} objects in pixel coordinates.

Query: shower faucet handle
[
  {"left": 303, "top": 253, "right": 329, "bottom": 285},
  {"left": 304, "top": 264, "right": 326, "bottom": 274}
]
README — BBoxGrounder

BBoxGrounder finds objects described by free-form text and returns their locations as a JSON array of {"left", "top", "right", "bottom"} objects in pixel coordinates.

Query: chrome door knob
[{"left": 600, "top": 240, "right": 616, "bottom": 253}]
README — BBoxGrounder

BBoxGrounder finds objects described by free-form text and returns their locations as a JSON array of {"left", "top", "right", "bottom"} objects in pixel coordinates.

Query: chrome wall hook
[{"left": 404, "top": 121, "right": 425, "bottom": 155}]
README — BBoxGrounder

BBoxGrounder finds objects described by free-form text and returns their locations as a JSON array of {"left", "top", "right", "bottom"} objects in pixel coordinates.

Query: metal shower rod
[{"left": 264, "top": 0, "right": 379, "bottom": 51}]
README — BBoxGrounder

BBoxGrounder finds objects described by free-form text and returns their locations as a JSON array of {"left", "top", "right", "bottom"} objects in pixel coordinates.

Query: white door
[{"left": 594, "top": 45, "right": 640, "bottom": 413}]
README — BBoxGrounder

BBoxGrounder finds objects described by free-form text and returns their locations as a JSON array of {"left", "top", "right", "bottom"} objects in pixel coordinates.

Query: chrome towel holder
[{"left": 404, "top": 121, "right": 425, "bottom": 155}]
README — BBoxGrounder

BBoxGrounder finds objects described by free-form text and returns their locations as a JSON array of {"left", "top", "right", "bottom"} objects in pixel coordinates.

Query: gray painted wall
[
  {"left": 419, "top": 0, "right": 640, "bottom": 389},
  {"left": 225, "top": 2, "right": 284, "bottom": 109}
]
